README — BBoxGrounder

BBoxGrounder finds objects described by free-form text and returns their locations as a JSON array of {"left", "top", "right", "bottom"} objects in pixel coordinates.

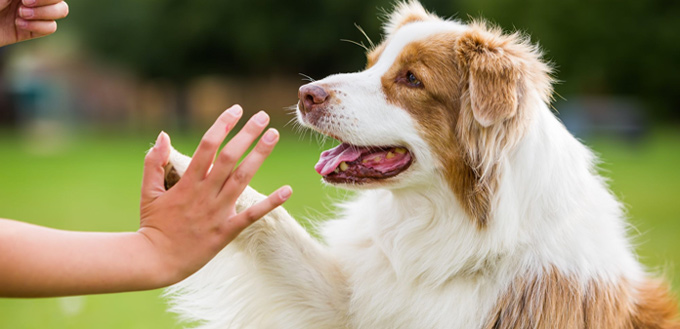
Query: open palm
[{"left": 0, "top": 0, "right": 68, "bottom": 47}]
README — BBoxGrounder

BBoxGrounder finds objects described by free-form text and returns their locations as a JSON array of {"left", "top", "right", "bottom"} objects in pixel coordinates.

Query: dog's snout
[{"left": 298, "top": 84, "right": 329, "bottom": 113}]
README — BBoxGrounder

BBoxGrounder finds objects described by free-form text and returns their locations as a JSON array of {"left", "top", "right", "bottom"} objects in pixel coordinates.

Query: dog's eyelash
[
  {"left": 407, "top": 72, "right": 423, "bottom": 87},
  {"left": 397, "top": 70, "right": 424, "bottom": 88}
]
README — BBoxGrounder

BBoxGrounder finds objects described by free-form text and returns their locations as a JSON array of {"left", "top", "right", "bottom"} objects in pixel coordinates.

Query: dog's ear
[
  {"left": 456, "top": 26, "right": 522, "bottom": 127},
  {"left": 383, "top": 1, "right": 437, "bottom": 36},
  {"left": 163, "top": 148, "right": 192, "bottom": 190}
]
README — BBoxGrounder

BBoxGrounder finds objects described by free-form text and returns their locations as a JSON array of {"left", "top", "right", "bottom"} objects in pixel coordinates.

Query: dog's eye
[{"left": 406, "top": 71, "right": 423, "bottom": 88}]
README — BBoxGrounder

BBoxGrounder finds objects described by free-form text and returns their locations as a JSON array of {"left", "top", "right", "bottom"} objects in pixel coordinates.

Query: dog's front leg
[{"left": 163, "top": 148, "right": 348, "bottom": 329}]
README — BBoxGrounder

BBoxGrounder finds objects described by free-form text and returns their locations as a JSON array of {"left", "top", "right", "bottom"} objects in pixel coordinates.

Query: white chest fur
[{"left": 323, "top": 188, "right": 518, "bottom": 329}]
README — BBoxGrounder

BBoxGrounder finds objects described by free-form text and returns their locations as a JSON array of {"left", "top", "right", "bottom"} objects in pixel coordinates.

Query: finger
[
  {"left": 223, "top": 186, "right": 292, "bottom": 239},
  {"left": 208, "top": 111, "right": 270, "bottom": 192},
  {"left": 21, "top": 0, "right": 65, "bottom": 7},
  {"left": 15, "top": 18, "right": 57, "bottom": 37},
  {"left": 141, "top": 132, "right": 171, "bottom": 205},
  {"left": 19, "top": 2, "right": 68, "bottom": 20},
  {"left": 184, "top": 105, "right": 243, "bottom": 181},
  {"left": 13, "top": 20, "right": 33, "bottom": 42},
  {"left": 218, "top": 128, "right": 279, "bottom": 200}
]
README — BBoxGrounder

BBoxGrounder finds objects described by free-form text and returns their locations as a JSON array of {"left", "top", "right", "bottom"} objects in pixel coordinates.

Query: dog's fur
[{"left": 163, "top": 2, "right": 679, "bottom": 328}]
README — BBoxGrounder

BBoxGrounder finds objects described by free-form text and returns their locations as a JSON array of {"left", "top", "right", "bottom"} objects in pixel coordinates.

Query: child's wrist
[{"left": 133, "top": 230, "right": 181, "bottom": 289}]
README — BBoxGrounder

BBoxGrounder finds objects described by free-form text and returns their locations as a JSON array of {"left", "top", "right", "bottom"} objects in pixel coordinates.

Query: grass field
[{"left": 0, "top": 127, "right": 678, "bottom": 328}]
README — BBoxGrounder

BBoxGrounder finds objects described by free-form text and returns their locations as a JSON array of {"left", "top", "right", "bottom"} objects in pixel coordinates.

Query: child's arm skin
[{"left": 0, "top": 105, "right": 292, "bottom": 297}]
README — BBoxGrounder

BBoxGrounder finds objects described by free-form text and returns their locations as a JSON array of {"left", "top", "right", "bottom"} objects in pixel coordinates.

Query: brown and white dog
[{"left": 163, "top": 1, "right": 679, "bottom": 328}]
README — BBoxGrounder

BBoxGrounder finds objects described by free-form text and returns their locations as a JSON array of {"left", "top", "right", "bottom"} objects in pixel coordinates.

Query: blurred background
[{"left": 1, "top": 0, "right": 679, "bottom": 327}]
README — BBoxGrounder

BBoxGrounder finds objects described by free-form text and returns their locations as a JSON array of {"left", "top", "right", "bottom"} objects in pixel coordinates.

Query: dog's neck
[{"left": 337, "top": 180, "right": 512, "bottom": 286}]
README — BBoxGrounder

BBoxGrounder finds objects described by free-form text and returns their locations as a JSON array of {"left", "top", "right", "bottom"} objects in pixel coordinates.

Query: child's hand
[
  {"left": 137, "top": 105, "right": 292, "bottom": 285},
  {"left": 0, "top": 105, "right": 291, "bottom": 297},
  {"left": 0, "top": 0, "right": 69, "bottom": 47}
]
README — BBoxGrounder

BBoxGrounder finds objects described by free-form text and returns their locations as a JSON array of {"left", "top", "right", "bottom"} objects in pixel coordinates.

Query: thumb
[{"left": 141, "top": 131, "right": 171, "bottom": 205}]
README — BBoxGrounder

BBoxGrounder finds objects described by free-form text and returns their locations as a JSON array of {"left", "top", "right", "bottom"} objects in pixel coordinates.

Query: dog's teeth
[
  {"left": 395, "top": 147, "right": 407, "bottom": 154},
  {"left": 339, "top": 162, "right": 349, "bottom": 171},
  {"left": 373, "top": 156, "right": 382, "bottom": 163},
  {"left": 362, "top": 158, "right": 370, "bottom": 164},
  {"left": 334, "top": 168, "right": 340, "bottom": 173},
  {"left": 386, "top": 151, "right": 395, "bottom": 159}
]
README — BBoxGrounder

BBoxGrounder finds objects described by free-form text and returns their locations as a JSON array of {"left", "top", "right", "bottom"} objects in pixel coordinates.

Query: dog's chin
[{"left": 322, "top": 172, "right": 411, "bottom": 190}]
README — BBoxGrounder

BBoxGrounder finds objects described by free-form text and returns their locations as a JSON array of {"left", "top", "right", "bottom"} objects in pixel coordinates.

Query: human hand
[
  {"left": 137, "top": 105, "right": 292, "bottom": 285},
  {"left": 0, "top": 0, "right": 69, "bottom": 47}
]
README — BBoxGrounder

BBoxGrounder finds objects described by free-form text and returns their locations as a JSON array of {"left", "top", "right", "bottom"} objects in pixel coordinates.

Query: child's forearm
[
  {"left": 0, "top": 218, "right": 171, "bottom": 297},
  {"left": 0, "top": 107, "right": 291, "bottom": 298}
]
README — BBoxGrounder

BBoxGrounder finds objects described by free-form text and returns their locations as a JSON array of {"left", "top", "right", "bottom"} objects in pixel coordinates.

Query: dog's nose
[{"left": 298, "top": 84, "right": 329, "bottom": 113}]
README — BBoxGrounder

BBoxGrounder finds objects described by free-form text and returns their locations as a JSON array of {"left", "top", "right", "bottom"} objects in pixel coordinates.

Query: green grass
[
  {"left": 0, "top": 127, "right": 678, "bottom": 328},
  {"left": 587, "top": 130, "right": 680, "bottom": 288}
]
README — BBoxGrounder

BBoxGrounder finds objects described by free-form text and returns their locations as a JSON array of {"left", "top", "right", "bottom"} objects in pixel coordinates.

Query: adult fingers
[
  {"left": 21, "top": 0, "right": 65, "bottom": 7},
  {"left": 18, "top": 2, "right": 68, "bottom": 20},
  {"left": 184, "top": 105, "right": 243, "bottom": 181},
  {"left": 15, "top": 18, "right": 56, "bottom": 37},
  {"left": 223, "top": 186, "right": 292, "bottom": 240},
  {"left": 207, "top": 111, "right": 270, "bottom": 192},
  {"left": 141, "top": 132, "right": 171, "bottom": 205}
]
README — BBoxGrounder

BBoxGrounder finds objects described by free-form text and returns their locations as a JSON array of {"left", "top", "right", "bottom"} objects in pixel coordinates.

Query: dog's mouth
[{"left": 315, "top": 142, "right": 413, "bottom": 184}]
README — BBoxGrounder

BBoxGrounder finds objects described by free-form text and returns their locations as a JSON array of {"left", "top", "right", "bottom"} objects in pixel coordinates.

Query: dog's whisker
[
  {"left": 299, "top": 73, "right": 316, "bottom": 82},
  {"left": 354, "top": 23, "right": 375, "bottom": 49},
  {"left": 340, "top": 39, "right": 369, "bottom": 52},
  {"left": 283, "top": 116, "right": 299, "bottom": 129},
  {"left": 315, "top": 132, "right": 326, "bottom": 146}
]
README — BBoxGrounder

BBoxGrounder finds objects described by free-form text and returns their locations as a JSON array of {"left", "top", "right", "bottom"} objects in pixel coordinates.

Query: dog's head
[{"left": 296, "top": 1, "right": 552, "bottom": 225}]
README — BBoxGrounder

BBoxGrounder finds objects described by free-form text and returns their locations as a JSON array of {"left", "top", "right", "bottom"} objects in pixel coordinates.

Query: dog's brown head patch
[{"left": 371, "top": 16, "right": 553, "bottom": 226}]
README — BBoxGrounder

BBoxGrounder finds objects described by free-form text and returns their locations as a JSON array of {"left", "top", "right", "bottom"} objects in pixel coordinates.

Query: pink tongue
[{"left": 315, "top": 143, "right": 364, "bottom": 175}]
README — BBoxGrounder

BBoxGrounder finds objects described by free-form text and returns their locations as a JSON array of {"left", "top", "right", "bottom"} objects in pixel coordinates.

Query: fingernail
[
  {"left": 226, "top": 105, "right": 242, "bottom": 117},
  {"left": 15, "top": 18, "right": 27, "bottom": 28},
  {"left": 22, "top": 0, "right": 36, "bottom": 6},
  {"left": 254, "top": 111, "right": 269, "bottom": 125},
  {"left": 155, "top": 131, "right": 164, "bottom": 148},
  {"left": 279, "top": 186, "right": 292, "bottom": 201},
  {"left": 19, "top": 7, "right": 33, "bottom": 18},
  {"left": 262, "top": 128, "right": 278, "bottom": 144}
]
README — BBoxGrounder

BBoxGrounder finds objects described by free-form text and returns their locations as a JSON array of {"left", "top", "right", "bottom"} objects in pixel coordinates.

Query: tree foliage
[
  {"left": 67, "top": 0, "right": 680, "bottom": 119},
  {"left": 68, "top": 0, "right": 388, "bottom": 80}
]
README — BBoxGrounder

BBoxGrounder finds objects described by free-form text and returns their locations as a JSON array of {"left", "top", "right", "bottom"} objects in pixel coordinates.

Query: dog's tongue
[{"left": 315, "top": 143, "right": 363, "bottom": 176}]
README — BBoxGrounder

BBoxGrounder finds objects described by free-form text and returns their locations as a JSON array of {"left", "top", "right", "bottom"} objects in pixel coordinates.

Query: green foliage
[
  {"left": 63, "top": 0, "right": 680, "bottom": 119},
  {"left": 445, "top": 0, "right": 680, "bottom": 121},
  {"left": 67, "top": 0, "right": 388, "bottom": 80}
]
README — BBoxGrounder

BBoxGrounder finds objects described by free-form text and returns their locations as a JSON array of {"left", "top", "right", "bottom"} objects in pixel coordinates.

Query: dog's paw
[
  {"left": 163, "top": 148, "right": 191, "bottom": 190},
  {"left": 164, "top": 163, "right": 181, "bottom": 190},
  {"left": 161, "top": 146, "right": 266, "bottom": 211}
]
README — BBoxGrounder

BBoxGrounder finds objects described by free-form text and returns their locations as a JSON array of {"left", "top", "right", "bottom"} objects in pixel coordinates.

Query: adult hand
[{"left": 0, "top": 0, "right": 69, "bottom": 47}]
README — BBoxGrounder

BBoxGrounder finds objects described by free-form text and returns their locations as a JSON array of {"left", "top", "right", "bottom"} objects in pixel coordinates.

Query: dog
[{"left": 162, "top": 1, "right": 679, "bottom": 328}]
